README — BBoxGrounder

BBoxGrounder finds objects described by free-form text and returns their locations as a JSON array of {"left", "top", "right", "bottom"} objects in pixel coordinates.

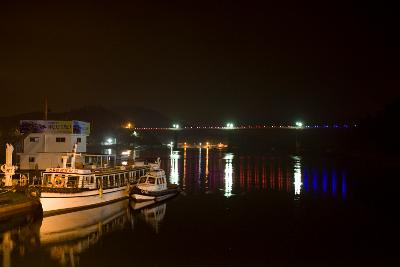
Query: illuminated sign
[{"left": 20, "top": 120, "right": 90, "bottom": 135}]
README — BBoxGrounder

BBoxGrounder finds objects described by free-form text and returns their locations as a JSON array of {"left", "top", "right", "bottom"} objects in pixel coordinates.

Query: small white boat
[{"left": 130, "top": 166, "right": 179, "bottom": 202}]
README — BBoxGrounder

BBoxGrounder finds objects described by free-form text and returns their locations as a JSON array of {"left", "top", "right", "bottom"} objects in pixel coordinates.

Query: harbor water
[{"left": 1, "top": 148, "right": 398, "bottom": 266}]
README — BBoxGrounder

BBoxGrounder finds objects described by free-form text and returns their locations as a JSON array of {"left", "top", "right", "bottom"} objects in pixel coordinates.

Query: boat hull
[
  {"left": 130, "top": 186, "right": 179, "bottom": 202},
  {"left": 40, "top": 186, "right": 129, "bottom": 216},
  {"left": 131, "top": 192, "right": 177, "bottom": 202}
]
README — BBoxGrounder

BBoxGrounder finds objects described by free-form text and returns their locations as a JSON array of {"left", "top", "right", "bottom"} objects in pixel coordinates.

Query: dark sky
[{"left": 0, "top": 0, "right": 398, "bottom": 123}]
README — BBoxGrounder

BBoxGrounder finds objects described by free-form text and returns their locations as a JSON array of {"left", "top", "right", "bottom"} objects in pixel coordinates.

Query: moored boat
[
  {"left": 34, "top": 144, "right": 149, "bottom": 216},
  {"left": 38, "top": 168, "right": 129, "bottom": 216},
  {"left": 130, "top": 165, "right": 179, "bottom": 202}
]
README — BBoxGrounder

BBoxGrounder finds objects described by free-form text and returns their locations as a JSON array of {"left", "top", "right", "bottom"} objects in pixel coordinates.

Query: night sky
[{"left": 0, "top": 0, "right": 398, "bottom": 123}]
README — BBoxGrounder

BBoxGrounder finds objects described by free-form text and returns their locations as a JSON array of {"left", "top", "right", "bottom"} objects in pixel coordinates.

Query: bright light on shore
[
  {"left": 124, "top": 122, "right": 134, "bottom": 129},
  {"left": 172, "top": 124, "right": 180, "bottom": 129},
  {"left": 295, "top": 121, "right": 303, "bottom": 128},
  {"left": 226, "top": 123, "right": 234, "bottom": 129}
]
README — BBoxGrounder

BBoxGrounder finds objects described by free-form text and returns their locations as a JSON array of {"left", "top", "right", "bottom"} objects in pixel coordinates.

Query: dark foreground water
[{"left": 1, "top": 148, "right": 399, "bottom": 267}]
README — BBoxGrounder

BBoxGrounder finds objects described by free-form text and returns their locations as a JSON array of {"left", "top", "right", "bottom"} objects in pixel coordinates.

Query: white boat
[
  {"left": 130, "top": 165, "right": 179, "bottom": 202},
  {"left": 34, "top": 145, "right": 148, "bottom": 216}
]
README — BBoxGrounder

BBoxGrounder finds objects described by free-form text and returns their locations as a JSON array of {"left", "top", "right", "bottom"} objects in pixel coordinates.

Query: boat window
[
  {"left": 139, "top": 177, "right": 147, "bottom": 183},
  {"left": 103, "top": 176, "right": 109, "bottom": 188},
  {"left": 43, "top": 174, "right": 52, "bottom": 186},
  {"left": 90, "top": 176, "right": 94, "bottom": 183},
  {"left": 67, "top": 176, "right": 79, "bottom": 188},
  {"left": 147, "top": 177, "right": 156, "bottom": 184}
]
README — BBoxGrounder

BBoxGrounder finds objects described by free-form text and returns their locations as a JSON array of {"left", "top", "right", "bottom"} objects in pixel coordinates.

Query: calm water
[{"left": 1, "top": 148, "right": 399, "bottom": 267}]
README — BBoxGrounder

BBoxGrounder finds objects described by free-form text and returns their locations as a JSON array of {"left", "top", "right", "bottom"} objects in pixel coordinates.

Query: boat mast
[{"left": 44, "top": 97, "right": 48, "bottom": 120}]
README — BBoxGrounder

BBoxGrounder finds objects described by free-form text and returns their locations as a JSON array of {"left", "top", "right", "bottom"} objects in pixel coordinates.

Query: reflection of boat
[
  {"left": 40, "top": 199, "right": 128, "bottom": 243},
  {"left": 141, "top": 203, "right": 166, "bottom": 233},
  {"left": 40, "top": 199, "right": 130, "bottom": 266},
  {"left": 0, "top": 200, "right": 130, "bottom": 267},
  {"left": 130, "top": 166, "right": 179, "bottom": 202},
  {"left": 130, "top": 199, "right": 156, "bottom": 210},
  {"left": 130, "top": 201, "right": 166, "bottom": 233}
]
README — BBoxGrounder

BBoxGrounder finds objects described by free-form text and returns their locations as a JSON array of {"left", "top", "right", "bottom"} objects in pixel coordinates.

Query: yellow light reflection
[
  {"left": 205, "top": 148, "right": 209, "bottom": 190},
  {"left": 198, "top": 147, "right": 202, "bottom": 176},
  {"left": 183, "top": 147, "right": 187, "bottom": 190},
  {"left": 1, "top": 232, "right": 12, "bottom": 267}
]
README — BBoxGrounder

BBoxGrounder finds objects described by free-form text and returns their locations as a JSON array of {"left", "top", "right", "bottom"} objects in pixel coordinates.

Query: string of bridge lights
[{"left": 127, "top": 122, "right": 356, "bottom": 130}]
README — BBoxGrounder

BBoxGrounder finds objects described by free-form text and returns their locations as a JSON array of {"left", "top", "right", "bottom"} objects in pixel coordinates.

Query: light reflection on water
[
  {"left": 0, "top": 200, "right": 167, "bottom": 267},
  {"left": 223, "top": 153, "right": 234, "bottom": 197},
  {"left": 1, "top": 149, "right": 352, "bottom": 267},
  {"left": 293, "top": 156, "right": 302, "bottom": 196},
  {"left": 170, "top": 151, "right": 179, "bottom": 185},
  {"left": 166, "top": 149, "right": 348, "bottom": 199}
]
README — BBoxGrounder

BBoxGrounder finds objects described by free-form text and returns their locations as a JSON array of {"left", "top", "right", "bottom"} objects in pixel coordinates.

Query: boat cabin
[
  {"left": 41, "top": 167, "right": 147, "bottom": 191},
  {"left": 137, "top": 169, "right": 167, "bottom": 191}
]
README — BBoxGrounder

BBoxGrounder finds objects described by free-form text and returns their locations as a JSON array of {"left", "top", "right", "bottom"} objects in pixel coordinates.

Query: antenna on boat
[
  {"left": 64, "top": 143, "right": 81, "bottom": 169},
  {"left": 156, "top": 157, "right": 161, "bottom": 168},
  {"left": 70, "top": 143, "right": 78, "bottom": 169}
]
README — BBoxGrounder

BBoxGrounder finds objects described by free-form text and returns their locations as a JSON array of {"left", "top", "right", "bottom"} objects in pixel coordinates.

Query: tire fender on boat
[{"left": 52, "top": 176, "right": 65, "bottom": 188}]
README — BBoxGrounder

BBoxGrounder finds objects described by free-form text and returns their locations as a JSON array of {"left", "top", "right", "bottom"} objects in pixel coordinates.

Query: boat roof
[
  {"left": 44, "top": 168, "right": 91, "bottom": 175},
  {"left": 44, "top": 166, "right": 148, "bottom": 176}
]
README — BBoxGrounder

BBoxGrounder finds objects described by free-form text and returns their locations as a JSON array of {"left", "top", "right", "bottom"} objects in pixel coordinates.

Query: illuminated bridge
[{"left": 131, "top": 123, "right": 355, "bottom": 131}]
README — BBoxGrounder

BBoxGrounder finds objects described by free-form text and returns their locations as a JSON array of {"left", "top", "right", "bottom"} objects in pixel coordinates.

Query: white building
[{"left": 18, "top": 120, "right": 114, "bottom": 170}]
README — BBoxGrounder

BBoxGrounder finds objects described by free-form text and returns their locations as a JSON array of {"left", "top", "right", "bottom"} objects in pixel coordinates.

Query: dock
[{"left": 0, "top": 189, "right": 42, "bottom": 223}]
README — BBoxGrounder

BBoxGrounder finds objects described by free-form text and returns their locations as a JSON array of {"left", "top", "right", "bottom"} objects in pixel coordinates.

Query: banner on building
[
  {"left": 20, "top": 120, "right": 90, "bottom": 135},
  {"left": 72, "top": 120, "right": 90, "bottom": 135}
]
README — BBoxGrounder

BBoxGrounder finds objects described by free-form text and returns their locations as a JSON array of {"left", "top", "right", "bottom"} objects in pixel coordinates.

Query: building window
[
  {"left": 30, "top": 137, "right": 40, "bottom": 142},
  {"left": 77, "top": 137, "right": 81, "bottom": 143},
  {"left": 29, "top": 157, "right": 35, "bottom": 162},
  {"left": 56, "top": 137, "right": 66, "bottom": 143}
]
